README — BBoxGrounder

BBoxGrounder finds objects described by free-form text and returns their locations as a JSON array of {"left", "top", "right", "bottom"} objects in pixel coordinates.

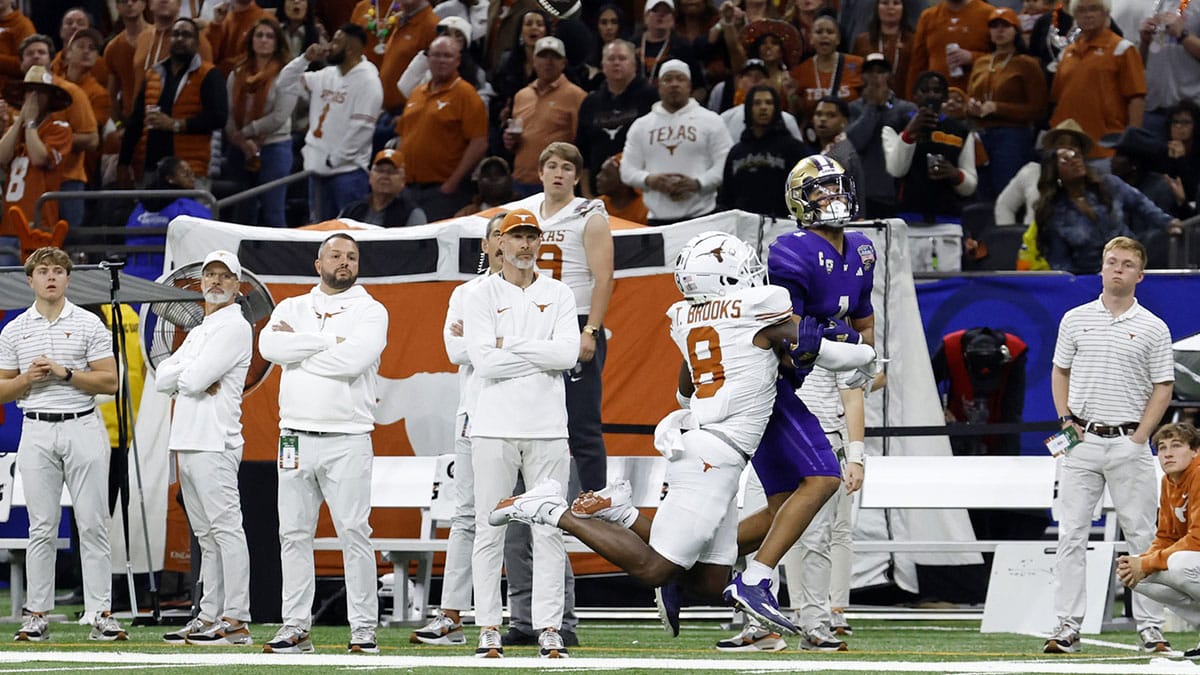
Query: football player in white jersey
[{"left": 487, "top": 231, "right": 810, "bottom": 631}]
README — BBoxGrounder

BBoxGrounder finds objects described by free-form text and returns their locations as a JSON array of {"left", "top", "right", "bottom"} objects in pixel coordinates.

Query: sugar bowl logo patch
[{"left": 858, "top": 244, "right": 876, "bottom": 272}]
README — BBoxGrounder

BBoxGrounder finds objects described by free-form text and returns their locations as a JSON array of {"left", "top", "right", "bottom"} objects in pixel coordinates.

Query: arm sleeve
[
  {"left": 845, "top": 103, "right": 880, "bottom": 153},
  {"left": 882, "top": 124, "right": 916, "bottom": 178},
  {"left": 275, "top": 54, "right": 312, "bottom": 98},
  {"left": 175, "top": 322, "right": 251, "bottom": 395},
  {"left": 953, "top": 136, "right": 977, "bottom": 197},
  {"left": 257, "top": 302, "right": 335, "bottom": 364},
  {"left": 1114, "top": 177, "right": 1175, "bottom": 233},
  {"left": 814, "top": 340, "right": 877, "bottom": 371},
  {"left": 699, "top": 120, "right": 733, "bottom": 192},
  {"left": 244, "top": 83, "right": 299, "bottom": 138},
  {"left": 443, "top": 283, "right": 471, "bottom": 366},
  {"left": 994, "top": 165, "right": 1029, "bottom": 224},
  {"left": 118, "top": 84, "right": 147, "bottom": 164},
  {"left": 463, "top": 287, "right": 547, "bottom": 379},
  {"left": 503, "top": 287, "right": 581, "bottom": 371},
  {"left": 1051, "top": 316, "right": 1076, "bottom": 369},
  {"left": 906, "top": 15, "right": 930, "bottom": 97},
  {"left": 300, "top": 301, "right": 389, "bottom": 378},
  {"left": 183, "top": 69, "right": 228, "bottom": 134},
  {"left": 620, "top": 119, "right": 650, "bottom": 190},
  {"left": 1142, "top": 479, "right": 1200, "bottom": 573},
  {"left": 154, "top": 348, "right": 187, "bottom": 393}
]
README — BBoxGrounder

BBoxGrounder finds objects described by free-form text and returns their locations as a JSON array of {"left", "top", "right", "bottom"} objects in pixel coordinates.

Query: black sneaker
[
  {"left": 560, "top": 629, "right": 580, "bottom": 647},
  {"left": 501, "top": 628, "right": 538, "bottom": 646},
  {"left": 1184, "top": 642, "right": 1200, "bottom": 660}
]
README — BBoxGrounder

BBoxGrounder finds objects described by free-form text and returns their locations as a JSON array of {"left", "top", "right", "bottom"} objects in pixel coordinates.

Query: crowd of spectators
[{"left": 0, "top": 0, "right": 1197, "bottom": 275}]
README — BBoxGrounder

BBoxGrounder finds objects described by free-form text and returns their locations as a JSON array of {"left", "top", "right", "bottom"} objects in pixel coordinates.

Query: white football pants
[
  {"left": 18, "top": 414, "right": 112, "bottom": 615},
  {"left": 177, "top": 447, "right": 250, "bottom": 623},
  {"left": 1053, "top": 433, "right": 1163, "bottom": 631},
  {"left": 442, "top": 413, "right": 475, "bottom": 612},
  {"left": 471, "top": 436, "right": 568, "bottom": 630},
  {"left": 277, "top": 432, "right": 377, "bottom": 630}
]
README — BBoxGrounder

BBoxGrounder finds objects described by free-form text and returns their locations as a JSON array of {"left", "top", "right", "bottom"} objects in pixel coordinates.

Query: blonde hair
[
  {"left": 1102, "top": 236, "right": 1146, "bottom": 270},
  {"left": 23, "top": 247, "right": 72, "bottom": 276},
  {"left": 538, "top": 141, "right": 583, "bottom": 171}
]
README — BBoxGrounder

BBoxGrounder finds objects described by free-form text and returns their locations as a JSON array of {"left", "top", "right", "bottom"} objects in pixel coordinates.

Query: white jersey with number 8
[{"left": 667, "top": 284, "right": 791, "bottom": 457}]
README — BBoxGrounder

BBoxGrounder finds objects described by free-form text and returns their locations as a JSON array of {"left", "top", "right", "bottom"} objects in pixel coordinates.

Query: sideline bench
[{"left": 314, "top": 454, "right": 669, "bottom": 624}]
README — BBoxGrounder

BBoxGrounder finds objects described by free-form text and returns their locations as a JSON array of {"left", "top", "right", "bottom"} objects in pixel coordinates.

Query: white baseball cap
[
  {"left": 658, "top": 59, "right": 690, "bottom": 79},
  {"left": 437, "top": 15, "right": 471, "bottom": 39},
  {"left": 646, "top": 0, "right": 676, "bottom": 13},
  {"left": 202, "top": 250, "right": 241, "bottom": 279},
  {"left": 534, "top": 36, "right": 566, "bottom": 58}
]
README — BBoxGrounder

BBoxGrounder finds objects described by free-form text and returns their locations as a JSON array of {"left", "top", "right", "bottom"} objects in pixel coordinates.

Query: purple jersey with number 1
[{"left": 752, "top": 228, "right": 878, "bottom": 496}]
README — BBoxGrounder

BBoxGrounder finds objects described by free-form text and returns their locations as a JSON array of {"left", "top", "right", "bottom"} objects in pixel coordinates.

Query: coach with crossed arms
[
  {"left": 1045, "top": 236, "right": 1174, "bottom": 655},
  {"left": 259, "top": 233, "right": 389, "bottom": 655}
]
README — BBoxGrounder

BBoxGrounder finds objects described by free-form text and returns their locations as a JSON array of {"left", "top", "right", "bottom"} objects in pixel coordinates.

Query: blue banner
[{"left": 916, "top": 272, "right": 1200, "bottom": 453}]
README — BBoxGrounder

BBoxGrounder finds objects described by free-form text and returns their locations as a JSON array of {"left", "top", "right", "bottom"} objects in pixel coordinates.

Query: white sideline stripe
[
  {"left": 0, "top": 651, "right": 1198, "bottom": 673},
  {"left": 0, "top": 666, "right": 206, "bottom": 673}
]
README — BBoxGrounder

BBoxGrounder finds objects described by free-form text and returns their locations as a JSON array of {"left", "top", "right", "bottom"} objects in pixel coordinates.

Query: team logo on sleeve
[{"left": 858, "top": 244, "right": 876, "bottom": 272}]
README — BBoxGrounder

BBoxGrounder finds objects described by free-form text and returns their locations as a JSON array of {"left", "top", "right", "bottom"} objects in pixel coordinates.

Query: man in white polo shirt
[
  {"left": 0, "top": 246, "right": 123, "bottom": 642},
  {"left": 1045, "top": 235, "right": 1174, "bottom": 655},
  {"left": 464, "top": 208, "right": 579, "bottom": 659},
  {"left": 155, "top": 250, "right": 253, "bottom": 646}
]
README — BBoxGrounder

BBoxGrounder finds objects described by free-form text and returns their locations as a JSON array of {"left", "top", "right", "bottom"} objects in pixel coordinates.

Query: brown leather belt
[{"left": 1080, "top": 420, "right": 1139, "bottom": 438}]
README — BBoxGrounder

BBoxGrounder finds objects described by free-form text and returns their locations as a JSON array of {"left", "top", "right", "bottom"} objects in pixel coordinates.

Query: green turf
[{"left": 0, "top": 593, "right": 1186, "bottom": 674}]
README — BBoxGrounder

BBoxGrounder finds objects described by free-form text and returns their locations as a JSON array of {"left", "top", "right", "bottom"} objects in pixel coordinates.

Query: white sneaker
[
  {"left": 187, "top": 619, "right": 253, "bottom": 646},
  {"left": 263, "top": 624, "right": 314, "bottom": 654},
  {"left": 14, "top": 613, "right": 48, "bottom": 642},
  {"left": 475, "top": 626, "right": 503, "bottom": 658},
  {"left": 800, "top": 624, "right": 847, "bottom": 652},
  {"left": 163, "top": 617, "right": 207, "bottom": 644},
  {"left": 1043, "top": 623, "right": 1080, "bottom": 654},
  {"left": 1139, "top": 626, "right": 1171, "bottom": 653},
  {"left": 489, "top": 479, "right": 567, "bottom": 526},
  {"left": 715, "top": 621, "right": 787, "bottom": 652},
  {"left": 571, "top": 479, "right": 638, "bottom": 527},
  {"left": 89, "top": 612, "right": 129, "bottom": 641},
  {"left": 831, "top": 610, "right": 853, "bottom": 636},
  {"left": 410, "top": 610, "right": 465, "bottom": 645},
  {"left": 538, "top": 628, "right": 569, "bottom": 658},
  {"left": 348, "top": 626, "right": 379, "bottom": 653}
]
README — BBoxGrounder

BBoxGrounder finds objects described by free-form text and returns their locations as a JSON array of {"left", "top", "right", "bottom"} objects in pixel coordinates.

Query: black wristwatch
[
  {"left": 1058, "top": 414, "right": 1073, "bottom": 424},
  {"left": 63, "top": 367, "right": 73, "bottom": 382}
]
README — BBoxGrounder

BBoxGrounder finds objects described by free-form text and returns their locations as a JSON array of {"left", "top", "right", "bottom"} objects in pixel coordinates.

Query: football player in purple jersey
[{"left": 726, "top": 155, "right": 879, "bottom": 634}]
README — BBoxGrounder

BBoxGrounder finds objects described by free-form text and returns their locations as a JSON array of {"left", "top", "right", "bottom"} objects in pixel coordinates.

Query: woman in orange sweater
[
  {"left": 789, "top": 11, "right": 862, "bottom": 125},
  {"left": 851, "top": 0, "right": 914, "bottom": 97},
  {"left": 966, "top": 7, "right": 1046, "bottom": 198}
]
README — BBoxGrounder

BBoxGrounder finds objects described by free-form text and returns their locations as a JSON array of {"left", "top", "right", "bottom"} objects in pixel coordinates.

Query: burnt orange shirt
[
  {"left": 511, "top": 74, "right": 586, "bottom": 184},
  {"left": 398, "top": 77, "right": 488, "bottom": 184},
  {"left": 50, "top": 77, "right": 98, "bottom": 184},
  {"left": 378, "top": 4, "right": 438, "bottom": 113},
  {"left": 0, "top": 10, "right": 35, "bottom": 90},
  {"left": 206, "top": 1, "right": 269, "bottom": 74},
  {"left": 966, "top": 52, "right": 1047, "bottom": 128},
  {"left": 50, "top": 52, "right": 109, "bottom": 91},
  {"left": 1142, "top": 454, "right": 1200, "bottom": 574},
  {"left": 3, "top": 118, "right": 72, "bottom": 231},
  {"left": 906, "top": 0, "right": 997, "bottom": 97},
  {"left": 851, "top": 30, "right": 913, "bottom": 98},
  {"left": 789, "top": 53, "right": 863, "bottom": 123},
  {"left": 105, "top": 29, "right": 142, "bottom": 121},
  {"left": 350, "top": 0, "right": 384, "bottom": 68},
  {"left": 1050, "top": 29, "right": 1145, "bottom": 159},
  {"left": 601, "top": 193, "right": 648, "bottom": 225}
]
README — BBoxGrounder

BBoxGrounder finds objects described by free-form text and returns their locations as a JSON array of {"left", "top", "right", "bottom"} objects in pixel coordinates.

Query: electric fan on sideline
[{"left": 140, "top": 261, "right": 276, "bottom": 394}]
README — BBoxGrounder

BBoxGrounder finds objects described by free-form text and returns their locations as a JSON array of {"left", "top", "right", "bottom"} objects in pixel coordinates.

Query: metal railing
[
  {"left": 33, "top": 189, "right": 217, "bottom": 228},
  {"left": 215, "top": 169, "right": 312, "bottom": 213}
]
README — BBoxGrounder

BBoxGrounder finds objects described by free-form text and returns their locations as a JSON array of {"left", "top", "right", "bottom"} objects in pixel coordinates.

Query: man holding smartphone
[{"left": 881, "top": 70, "right": 978, "bottom": 271}]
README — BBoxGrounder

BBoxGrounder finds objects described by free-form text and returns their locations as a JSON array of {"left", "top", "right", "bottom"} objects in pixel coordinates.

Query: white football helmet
[
  {"left": 674, "top": 231, "right": 766, "bottom": 303},
  {"left": 785, "top": 155, "right": 858, "bottom": 228}
]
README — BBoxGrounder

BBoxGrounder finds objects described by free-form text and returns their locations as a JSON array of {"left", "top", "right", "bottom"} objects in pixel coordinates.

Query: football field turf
[{"left": 0, "top": 611, "right": 1195, "bottom": 675}]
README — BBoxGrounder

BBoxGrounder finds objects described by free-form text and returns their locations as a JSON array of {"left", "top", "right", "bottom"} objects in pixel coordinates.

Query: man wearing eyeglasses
[
  {"left": 118, "top": 17, "right": 228, "bottom": 188},
  {"left": 155, "top": 250, "right": 254, "bottom": 646}
]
